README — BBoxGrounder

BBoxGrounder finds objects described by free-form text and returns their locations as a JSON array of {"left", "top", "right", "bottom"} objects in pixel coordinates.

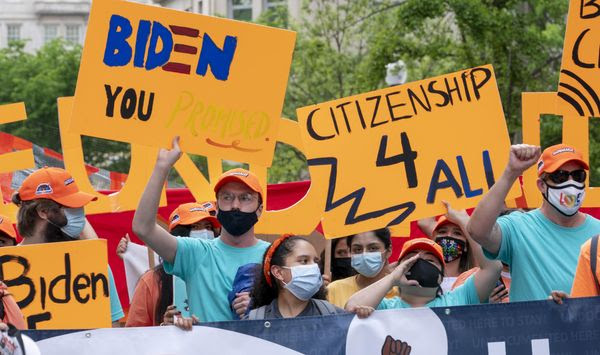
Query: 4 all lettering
[
  {"left": 101, "top": 14, "right": 238, "bottom": 122},
  {"left": 0, "top": 253, "right": 109, "bottom": 329}
]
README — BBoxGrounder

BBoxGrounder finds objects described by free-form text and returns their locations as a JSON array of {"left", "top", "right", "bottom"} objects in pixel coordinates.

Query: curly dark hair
[{"left": 250, "top": 236, "right": 327, "bottom": 309}]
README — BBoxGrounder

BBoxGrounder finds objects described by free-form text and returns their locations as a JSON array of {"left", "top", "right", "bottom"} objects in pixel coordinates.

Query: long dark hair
[
  {"left": 250, "top": 235, "right": 327, "bottom": 309},
  {"left": 153, "top": 224, "right": 192, "bottom": 324}
]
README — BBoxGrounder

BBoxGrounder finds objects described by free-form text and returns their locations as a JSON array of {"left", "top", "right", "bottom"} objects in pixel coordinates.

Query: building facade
[{"left": 0, "top": 0, "right": 300, "bottom": 52}]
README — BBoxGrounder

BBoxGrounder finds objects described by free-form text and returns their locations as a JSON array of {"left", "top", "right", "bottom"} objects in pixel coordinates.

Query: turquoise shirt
[
  {"left": 107, "top": 266, "right": 124, "bottom": 322},
  {"left": 483, "top": 209, "right": 600, "bottom": 302},
  {"left": 378, "top": 275, "right": 479, "bottom": 309},
  {"left": 164, "top": 237, "right": 269, "bottom": 322}
]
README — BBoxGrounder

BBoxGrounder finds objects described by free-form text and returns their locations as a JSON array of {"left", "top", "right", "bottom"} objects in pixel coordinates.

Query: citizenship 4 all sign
[
  {"left": 297, "top": 65, "right": 520, "bottom": 237},
  {"left": 70, "top": 0, "right": 296, "bottom": 167}
]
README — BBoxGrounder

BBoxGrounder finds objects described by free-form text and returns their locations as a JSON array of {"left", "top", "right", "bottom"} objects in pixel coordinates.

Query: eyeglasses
[
  {"left": 546, "top": 169, "right": 587, "bottom": 184},
  {"left": 217, "top": 192, "right": 257, "bottom": 206}
]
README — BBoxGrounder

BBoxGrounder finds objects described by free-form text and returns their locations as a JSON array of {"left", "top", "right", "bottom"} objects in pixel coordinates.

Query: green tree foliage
[{"left": 1, "top": 2, "right": 598, "bottom": 186}]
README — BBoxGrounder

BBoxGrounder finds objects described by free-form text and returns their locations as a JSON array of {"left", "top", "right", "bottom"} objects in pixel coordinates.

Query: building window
[
  {"left": 232, "top": 0, "right": 252, "bottom": 21},
  {"left": 7, "top": 24, "right": 21, "bottom": 42},
  {"left": 266, "top": 0, "right": 285, "bottom": 8},
  {"left": 66, "top": 25, "right": 80, "bottom": 44},
  {"left": 44, "top": 24, "right": 59, "bottom": 43}
]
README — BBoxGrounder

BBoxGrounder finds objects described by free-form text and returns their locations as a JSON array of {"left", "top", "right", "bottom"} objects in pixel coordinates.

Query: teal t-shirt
[
  {"left": 377, "top": 275, "right": 479, "bottom": 309},
  {"left": 107, "top": 266, "right": 124, "bottom": 322},
  {"left": 164, "top": 237, "right": 269, "bottom": 322},
  {"left": 483, "top": 209, "right": 600, "bottom": 302}
]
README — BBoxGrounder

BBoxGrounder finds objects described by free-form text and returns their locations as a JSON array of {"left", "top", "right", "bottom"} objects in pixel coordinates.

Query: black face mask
[
  {"left": 331, "top": 257, "right": 356, "bottom": 281},
  {"left": 405, "top": 259, "right": 443, "bottom": 288},
  {"left": 217, "top": 208, "right": 259, "bottom": 237}
]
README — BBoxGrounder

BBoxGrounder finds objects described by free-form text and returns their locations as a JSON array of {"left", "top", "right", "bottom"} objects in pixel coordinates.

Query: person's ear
[
  {"left": 536, "top": 177, "right": 546, "bottom": 194},
  {"left": 256, "top": 203, "right": 263, "bottom": 218},
  {"left": 36, "top": 205, "right": 49, "bottom": 220},
  {"left": 271, "top": 265, "right": 286, "bottom": 284}
]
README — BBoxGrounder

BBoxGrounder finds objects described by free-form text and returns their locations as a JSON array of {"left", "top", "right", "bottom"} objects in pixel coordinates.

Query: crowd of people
[{"left": 0, "top": 140, "right": 599, "bottom": 334}]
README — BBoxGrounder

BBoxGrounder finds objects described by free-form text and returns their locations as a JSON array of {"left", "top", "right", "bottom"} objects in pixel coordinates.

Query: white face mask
[
  {"left": 543, "top": 180, "right": 586, "bottom": 216},
  {"left": 189, "top": 229, "right": 214, "bottom": 240}
]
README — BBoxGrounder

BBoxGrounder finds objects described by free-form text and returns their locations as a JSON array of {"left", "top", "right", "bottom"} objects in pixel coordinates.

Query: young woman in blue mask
[
  {"left": 247, "top": 234, "right": 345, "bottom": 319},
  {"left": 345, "top": 237, "right": 502, "bottom": 318},
  {"left": 327, "top": 228, "right": 399, "bottom": 308}
]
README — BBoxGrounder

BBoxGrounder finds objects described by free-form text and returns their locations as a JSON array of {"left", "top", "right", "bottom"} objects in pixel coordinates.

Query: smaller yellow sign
[
  {"left": 0, "top": 240, "right": 111, "bottom": 329},
  {"left": 558, "top": 0, "right": 600, "bottom": 117},
  {"left": 70, "top": 0, "right": 296, "bottom": 167}
]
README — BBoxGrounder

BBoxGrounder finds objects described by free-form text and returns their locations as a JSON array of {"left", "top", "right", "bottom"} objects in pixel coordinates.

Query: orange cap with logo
[
  {"left": 537, "top": 144, "right": 589, "bottom": 177},
  {"left": 398, "top": 237, "right": 445, "bottom": 267},
  {"left": 168, "top": 202, "right": 221, "bottom": 232},
  {"left": 17, "top": 167, "right": 97, "bottom": 208},
  {"left": 213, "top": 168, "right": 263, "bottom": 200},
  {"left": 432, "top": 216, "right": 466, "bottom": 237},
  {"left": 0, "top": 214, "right": 16, "bottom": 240}
]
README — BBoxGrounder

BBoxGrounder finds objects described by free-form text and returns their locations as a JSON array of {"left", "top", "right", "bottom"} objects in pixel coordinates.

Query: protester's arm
[
  {"left": 417, "top": 216, "right": 437, "bottom": 237},
  {"left": 116, "top": 234, "right": 130, "bottom": 260},
  {"left": 444, "top": 201, "right": 504, "bottom": 302},
  {"left": 80, "top": 218, "right": 98, "bottom": 240},
  {"left": 549, "top": 290, "right": 569, "bottom": 304},
  {"left": 570, "top": 242, "right": 597, "bottom": 297},
  {"left": 345, "top": 254, "right": 420, "bottom": 312},
  {"left": 132, "top": 137, "right": 182, "bottom": 264},
  {"left": 467, "top": 145, "right": 541, "bottom": 255}
]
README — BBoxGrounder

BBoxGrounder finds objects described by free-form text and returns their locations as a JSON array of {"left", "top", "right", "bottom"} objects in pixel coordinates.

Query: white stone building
[{"left": 0, "top": 0, "right": 300, "bottom": 52}]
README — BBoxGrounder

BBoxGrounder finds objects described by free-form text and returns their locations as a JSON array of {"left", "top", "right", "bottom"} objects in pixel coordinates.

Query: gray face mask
[{"left": 60, "top": 207, "right": 86, "bottom": 239}]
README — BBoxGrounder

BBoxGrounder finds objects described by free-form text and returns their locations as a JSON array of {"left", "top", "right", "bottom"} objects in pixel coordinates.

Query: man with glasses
[
  {"left": 467, "top": 144, "right": 600, "bottom": 301},
  {"left": 133, "top": 137, "right": 269, "bottom": 322}
]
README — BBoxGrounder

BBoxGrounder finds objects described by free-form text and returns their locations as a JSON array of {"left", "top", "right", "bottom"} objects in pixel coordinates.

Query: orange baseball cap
[
  {"left": 17, "top": 167, "right": 97, "bottom": 208},
  {"left": 168, "top": 202, "right": 221, "bottom": 231},
  {"left": 213, "top": 168, "right": 263, "bottom": 200},
  {"left": 398, "top": 238, "right": 445, "bottom": 267},
  {"left": 0, "top": 214, "right": 16, "bottom": 240},
  {"left": 198, "top": 200, "right": 217, "bottom": 215},
  {"left": 537, "top": 144, "right": 589, "bottom": 176},
  {"left": 432, "top": 216, "right": 466, "bottom": 237}
]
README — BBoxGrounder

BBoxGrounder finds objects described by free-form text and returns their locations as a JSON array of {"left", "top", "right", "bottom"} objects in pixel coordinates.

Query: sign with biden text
[
  {"left": 0, "top": 240, "right": 111, "bottom": 329},
  {"left": 297, "top": 65, "right": 520, "bottom": 237},
  {"left": 70, "top": 0, "right": 296, "bottom": 166}
]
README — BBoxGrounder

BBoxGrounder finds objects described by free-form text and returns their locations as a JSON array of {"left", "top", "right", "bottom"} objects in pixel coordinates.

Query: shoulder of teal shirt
[
  {"left": 163, "top": 237, "right": 212, "bottom": 280},
  {"left": 377, "top": 296, "right": 407, "bottom": 310},
  {"left": 435, "top": 273, "right": 479, "bottom": 307},
  {"left": 107, "top": 266, "right": 124, "bottom": 322}
]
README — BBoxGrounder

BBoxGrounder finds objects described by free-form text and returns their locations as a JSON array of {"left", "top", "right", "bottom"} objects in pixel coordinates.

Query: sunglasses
[{"left": 546, "top": 169, "right": 587, "bottom": 184}]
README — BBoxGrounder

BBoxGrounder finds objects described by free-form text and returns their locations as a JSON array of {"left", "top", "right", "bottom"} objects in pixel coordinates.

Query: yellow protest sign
[
  {"left": 0, "top": 102, "right": 34, "bottom": 220},
  {"left": 297, "top": 65, "right": 520, "bottom": 237},
  {"left": 0, "top": 240, "right": 111, "bottom": 329},
  {"left": 558, "top": 0, "right": 600, "bottom": 117},
  {"left": 70, "top": 0, "right": 296, "bottom": 167},
  {"left": 521, "top": 92, "right": 600, "bottom": 207},
  {"left": 58, "top": 97, "right": 167, "bottom": 214}
]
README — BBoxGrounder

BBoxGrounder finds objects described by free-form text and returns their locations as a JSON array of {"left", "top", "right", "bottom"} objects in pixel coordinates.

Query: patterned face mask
[{"left": 435, "top": 237, "right": 466, "bottom": 263}]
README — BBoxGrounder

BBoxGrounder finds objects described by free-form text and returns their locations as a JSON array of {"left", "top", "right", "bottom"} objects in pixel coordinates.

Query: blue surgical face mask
[
  {"left": 61, "top": 207, "right": 86, "bottom": 239},
  {"left": 282, "top": 264, "right": 323, "bottom": 301},
  {"left": 351, "top": 252, "right": 384, "bottom": 278},
  {"left": 189, "top": 229, "right": 214, "bottom": 240}
]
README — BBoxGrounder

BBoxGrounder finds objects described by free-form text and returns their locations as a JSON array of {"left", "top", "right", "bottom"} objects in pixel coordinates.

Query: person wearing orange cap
[
  {"left": 11, "top": 167, "right": 125, "bottom": 326},
  {"left": 345, "top": 237, "right": 502, "bottom": 317},
  {"left": 468, "top": 144, "right": 600, "bottom": 302},
  {"left": 133, "top": 137, "right": 270, "bottom": 322},
  {"left": 0, "top": 215, "right": 17, "bottom": 247},
  {"left": 123, "top": 203, "right": 220, "bottom": 327}
]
